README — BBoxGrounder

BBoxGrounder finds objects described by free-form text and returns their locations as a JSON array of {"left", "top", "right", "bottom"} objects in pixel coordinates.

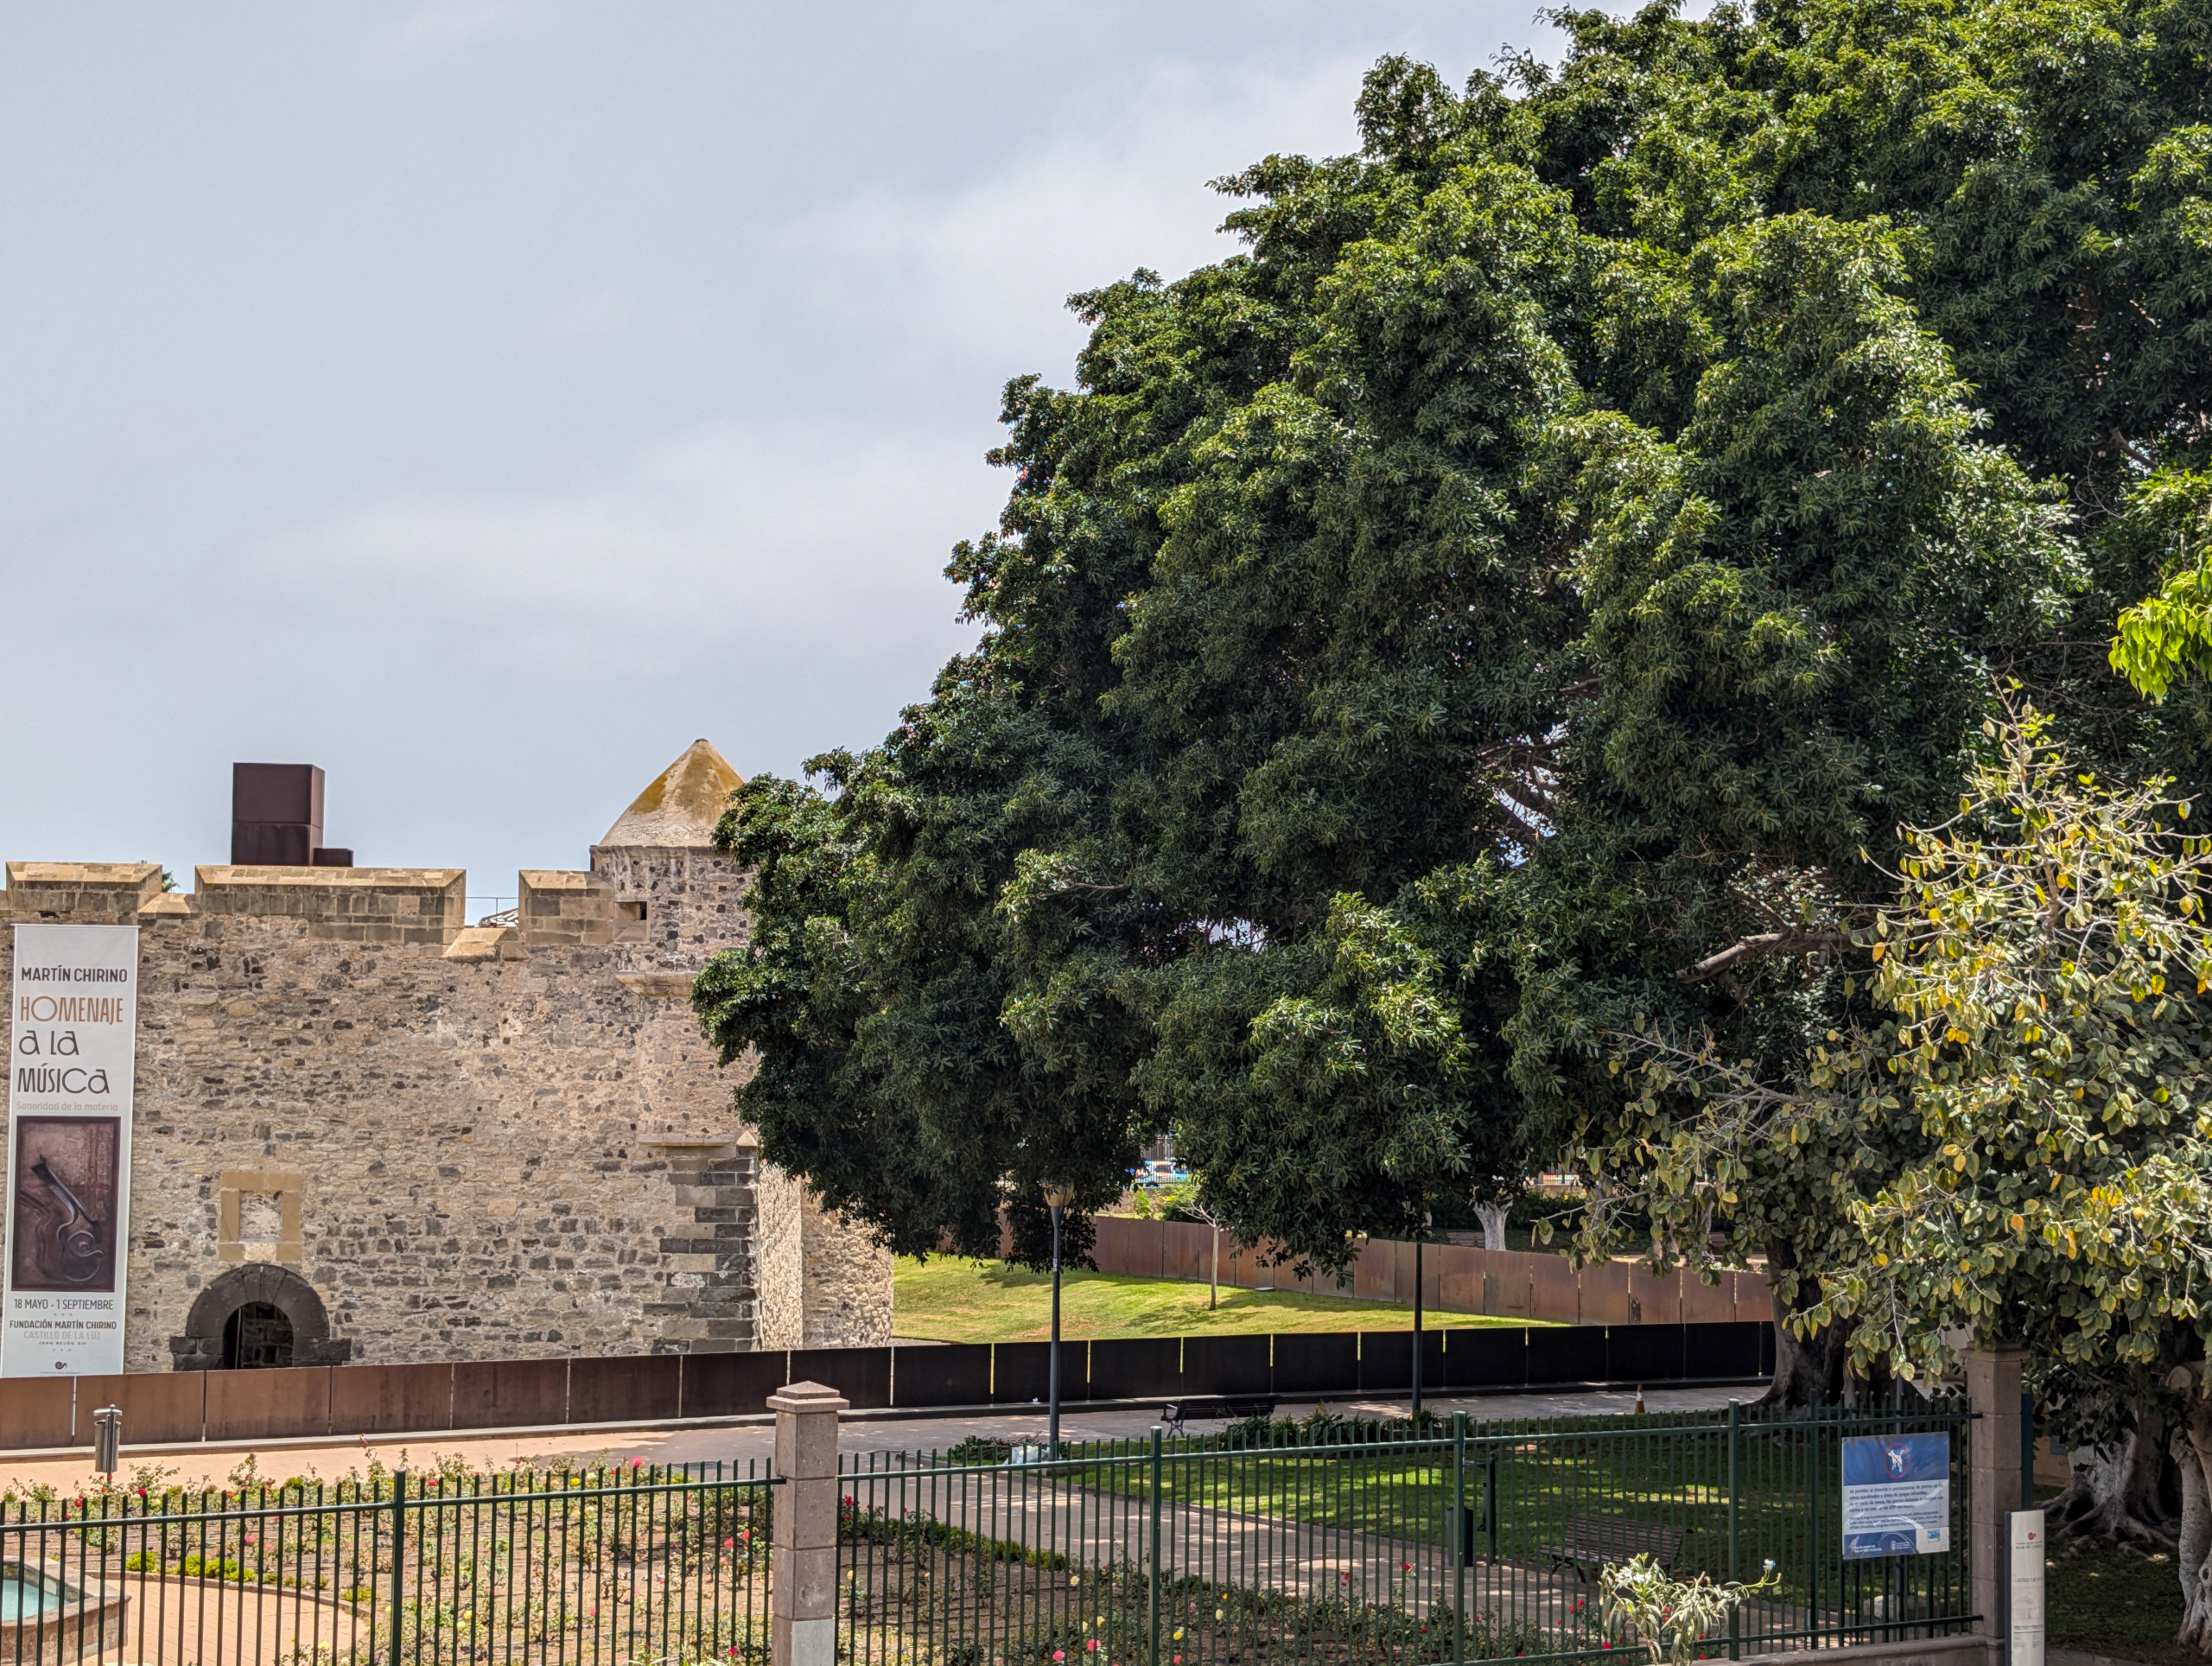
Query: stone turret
[{"left": 589, "top": 740, "right": 748, "bottom": 970}]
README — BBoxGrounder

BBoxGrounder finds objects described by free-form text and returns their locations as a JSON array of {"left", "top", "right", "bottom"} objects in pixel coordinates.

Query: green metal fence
[
  {"left": 0, "top": 1459, "right": 775, "bottom": 1663},
  {"left": 836, "top": 1402, "right": 1974, "bottom": 1666}
]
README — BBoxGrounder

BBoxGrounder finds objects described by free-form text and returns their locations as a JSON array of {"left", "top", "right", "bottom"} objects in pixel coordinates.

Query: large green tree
[{"left": 696, "top": 0, "right": 2212, "bottom": 1327}]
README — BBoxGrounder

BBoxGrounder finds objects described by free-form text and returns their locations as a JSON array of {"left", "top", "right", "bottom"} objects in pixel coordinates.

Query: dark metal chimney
[{"left": 232, "top": 764, "right": 352, "bottom": 867}]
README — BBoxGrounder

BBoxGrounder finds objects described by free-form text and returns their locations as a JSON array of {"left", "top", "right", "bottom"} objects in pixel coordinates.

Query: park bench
[
  {"left": 1539, "top": 1514, "right": 1686, "bottom": 1582},
  {"left": 1160, "top": 1396, "right": 1276, "bottom": 1436}
]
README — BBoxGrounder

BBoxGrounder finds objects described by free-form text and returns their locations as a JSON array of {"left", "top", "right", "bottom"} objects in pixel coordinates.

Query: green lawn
[
  {"left": 893, "top": 1256, "right": 1543, "bottom": 1344},
  {"left": 1058, "top": 1416, "right": 1930, "bottom": 1619},
  {"left": 2048, "top": 1536, "right": 2185, "bottom": 1663}
]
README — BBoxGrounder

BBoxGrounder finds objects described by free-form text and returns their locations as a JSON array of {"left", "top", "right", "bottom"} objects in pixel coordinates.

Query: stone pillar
[
  {"left": 1967, "top": 1344, "right": 2026, "bottom": 1663},
  {"left": 769, "top": 1381, "right": 847, "bottom": 1666}
]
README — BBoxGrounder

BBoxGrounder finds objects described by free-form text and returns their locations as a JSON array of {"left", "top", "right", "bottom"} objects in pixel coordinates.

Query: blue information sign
[{"left": 1840, "top": 1432, "right": 1951, "bottom": 1558}]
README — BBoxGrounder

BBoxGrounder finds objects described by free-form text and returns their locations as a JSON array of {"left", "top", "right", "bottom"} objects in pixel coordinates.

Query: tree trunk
[
  {"left": 2049, "top": 1415, "right": 2177, "bottom": 1549},
  {"left": 2175, "top": 1396, "right": 2212, "bottom": 1650},
  {"left": 1210, "top": 1222, "right": 1219, "bottom": 1310},
  {"left": 1475, "top": 1200, "right": 1510, "bottom": 1253},
  {"left": 1754, "top": 1239, "right": 1847, "bottom": 1408}
]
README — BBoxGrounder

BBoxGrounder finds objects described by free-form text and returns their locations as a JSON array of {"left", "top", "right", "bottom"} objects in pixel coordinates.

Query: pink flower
[
  {"left": 724, "top": 1539, "right": 734, "bottom": 1548},
  {"left": 632, "top": 1458, "right": 644, "bottom": 1470},
  {"left": 1087, "top": 1641, "right": 1100, "bottom": 1652},
  {"left": 1053, "top": 1653, "right": 1065, "bottom": 1661},
  {"left": 1401, "top": 1562, "right": 1411, "bottom": 1572}
]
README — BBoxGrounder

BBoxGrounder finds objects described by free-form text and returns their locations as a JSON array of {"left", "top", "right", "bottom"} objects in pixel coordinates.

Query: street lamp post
[
  {"left": 1043, "top": 1181, "right": 1076, "bottom": 1458},
  {"left": 1412, "top": 1232, "right": 1425, "bottom": 1418}
]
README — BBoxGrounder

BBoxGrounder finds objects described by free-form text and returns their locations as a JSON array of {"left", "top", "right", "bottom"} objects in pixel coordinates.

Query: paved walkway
[{"left": 0, "top": 1385, "right": 1750, "bottom": 1494}]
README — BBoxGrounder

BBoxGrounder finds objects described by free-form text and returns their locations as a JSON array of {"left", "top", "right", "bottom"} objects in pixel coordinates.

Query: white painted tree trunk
[
  {"left": 1209, "top": 1221, "right": 1220, "bottom": 1310},
  {"left": 2176, "top": 1398, "right": 2212, "bottom": 1650},
  {"left": 2158, "top": 1398, "right": 2212, "bottom": 1645},
  {"left": 2049, "top": 1416, "right": 2176, "bottom": 1548},
  {"left": 1475, "top": 1200, "right": 1510, "bottom": 1253}
]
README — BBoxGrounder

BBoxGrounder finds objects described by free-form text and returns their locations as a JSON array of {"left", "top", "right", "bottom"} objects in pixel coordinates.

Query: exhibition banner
[
  {"left": 3, "top": 924, "right": 138, "bottom": 1377},
  {"left": 1841, "top": 1430, "right": 1953, "bottom": 1557}
]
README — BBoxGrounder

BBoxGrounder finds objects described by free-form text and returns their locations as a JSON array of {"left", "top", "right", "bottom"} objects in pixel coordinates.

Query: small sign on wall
[
  {"left": 3, "top": 925, "right": 139, "bottom": 1377},
  {"left": 1840, "top": 1431, "right": 1952, "bottom": 1557}
]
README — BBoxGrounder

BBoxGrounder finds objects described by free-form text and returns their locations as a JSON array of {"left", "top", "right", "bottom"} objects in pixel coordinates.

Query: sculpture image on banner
[
  {"left": 9, "top": 1116, "right": 119, "bottom": 1293},
  {"left": 3, "top": 923, "right": 138, "bottom": 1377},
  {"left": 1840, "top": 1431, "right": 1953, "bottom": 1558}
]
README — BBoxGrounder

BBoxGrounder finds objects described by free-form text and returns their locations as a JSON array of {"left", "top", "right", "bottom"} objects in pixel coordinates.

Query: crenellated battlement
[
  {"left": 0, "top": 856, "right": 739, "bottom": 955},
  {"left": 5, "top": 862, "right": 167, "bottom": 923}
]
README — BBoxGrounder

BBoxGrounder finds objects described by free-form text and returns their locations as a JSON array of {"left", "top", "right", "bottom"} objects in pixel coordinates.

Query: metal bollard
[{"left": 92, "top": 1405, "right": 121, "bottom": 1475}]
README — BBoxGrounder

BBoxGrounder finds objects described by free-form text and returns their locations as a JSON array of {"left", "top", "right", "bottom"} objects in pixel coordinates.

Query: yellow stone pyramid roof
[{"left": 599, "top": 739, "right": 745, "bottom": 848}]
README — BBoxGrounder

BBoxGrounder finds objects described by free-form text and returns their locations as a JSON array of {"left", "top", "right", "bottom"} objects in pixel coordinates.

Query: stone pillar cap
[{"left": 767, "top": 1381, "right": 849, "bottom": 1414}]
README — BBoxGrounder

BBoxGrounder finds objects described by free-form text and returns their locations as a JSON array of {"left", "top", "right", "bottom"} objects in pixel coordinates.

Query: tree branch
[{"left": 1678, "top": 930, "right": 1852, "bottom": 982}]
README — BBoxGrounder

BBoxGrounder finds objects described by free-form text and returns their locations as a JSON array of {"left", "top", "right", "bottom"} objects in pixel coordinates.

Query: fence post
[
  {"left": 1452, "top": 1411, "right": 1467, "bottom": 1666},
  {"left": 1967, "top": 1344, "right": 2026, "bottom": 1666},
  {"left": 1727, "top": 1400, "right": 1741, "bottom": 1660},
  {"left": 770, "top": 1381, "right": 850, "bottom": 1666},
  {"left": 1148, "top": 1426, "right": 1164, "bottom": 1666},
  {"left": 388, "top": 1468, "right": 406, "bottom": 1666}
]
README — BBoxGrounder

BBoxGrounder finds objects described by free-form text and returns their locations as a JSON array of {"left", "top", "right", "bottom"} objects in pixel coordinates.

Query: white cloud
[
  {"left": 770, "top": 54, "right": 1367, "bottom": 389},
  {"left": 251, "top": 55, "right": 1367, "bottom": 694},
  {"left": 249, "top": 417, "right": 998, "bottom": 674},
  {"left": 378, "top": 0, "right": 547, "bottom": 60}
]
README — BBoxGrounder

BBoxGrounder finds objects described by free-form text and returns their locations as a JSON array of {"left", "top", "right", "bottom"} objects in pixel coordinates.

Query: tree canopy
[{"left": 695, "top": 0, "right": 2212, "bottom": 1300}]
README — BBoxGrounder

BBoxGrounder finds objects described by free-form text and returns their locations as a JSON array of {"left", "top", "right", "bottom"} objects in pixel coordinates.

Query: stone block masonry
[{"left": 0, "top": 740, "right": 891, "bottom": 1374}]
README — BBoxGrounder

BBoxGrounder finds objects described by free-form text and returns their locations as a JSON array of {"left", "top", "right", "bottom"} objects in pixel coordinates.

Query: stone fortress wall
[{"left": 1, "top": 741, "right": 892, "bottom": 1375}]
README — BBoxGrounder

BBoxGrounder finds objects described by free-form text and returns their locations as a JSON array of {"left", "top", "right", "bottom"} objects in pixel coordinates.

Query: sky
[{"left": 0, "top": 1, "right": 1580, "bottom": 916}]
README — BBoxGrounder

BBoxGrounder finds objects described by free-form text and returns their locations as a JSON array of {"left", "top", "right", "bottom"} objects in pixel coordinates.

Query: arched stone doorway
[
  {"left": 223, "top": 1301, "right": 294, "bottom": 1369},
  {"left": 169, "top": 1266, "right": 352, "bottom": 1370}
]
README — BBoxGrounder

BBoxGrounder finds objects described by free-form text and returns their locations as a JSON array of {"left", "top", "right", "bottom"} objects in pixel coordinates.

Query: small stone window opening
[
  {"left": 238, "top": 1192, "right": 283, "bottom": 1246},
  {"left": 620, "top": 900, "right": 648, "bottom": 922},
  {"left": 222, "top": 1301, "right": 295, "bottom": 1369},
  {"left": 219, "top": 1171, "right": 303, "bottom": 1264}
]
